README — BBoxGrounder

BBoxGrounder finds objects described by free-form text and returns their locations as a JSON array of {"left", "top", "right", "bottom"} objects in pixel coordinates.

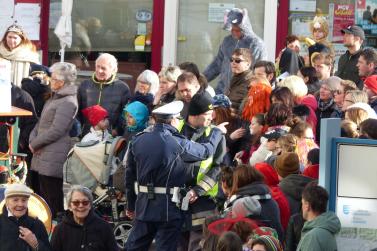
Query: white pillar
[
  {"left": 162, "top": 0, "right": 179, "bottom": 66},
  {"left": 264, "top": 0, "right": 278, "bottom": 61}
]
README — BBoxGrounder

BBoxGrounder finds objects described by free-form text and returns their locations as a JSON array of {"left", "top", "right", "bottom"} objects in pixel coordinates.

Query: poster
[
  {"left": 208, "top": 3, "right": 235, "bottom": 23},
  {"left": 331, "top": 4, "right": 355, "bottom": 43}
]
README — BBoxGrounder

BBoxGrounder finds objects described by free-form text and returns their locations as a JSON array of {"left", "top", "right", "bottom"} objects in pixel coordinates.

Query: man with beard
[{"left": 336, "top": 25, "right": 365, "bottom": 89}]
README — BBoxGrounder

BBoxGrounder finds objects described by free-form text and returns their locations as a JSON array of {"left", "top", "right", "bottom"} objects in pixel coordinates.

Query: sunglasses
[
  {"left": 71, "top": 200, "right": 90, "bottom": 207},
  {"left": 334, "top": 89, "right": 343, "bottom": 95},
  {"left": 230, "top": 58, "right": 245, "bottom": 64}
]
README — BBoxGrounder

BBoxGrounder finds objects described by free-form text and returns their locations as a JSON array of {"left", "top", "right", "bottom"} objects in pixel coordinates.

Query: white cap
[
  {"left": 347, "top": 102, "right": 377, "bottom": 119},
  {"left": 152, "top": 101, "right": 184, "bottom": 118}
]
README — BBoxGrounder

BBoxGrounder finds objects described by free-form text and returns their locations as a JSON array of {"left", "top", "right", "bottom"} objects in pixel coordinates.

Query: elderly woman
[
  {"left": 51, "top": 185, "right": 117, "bottom": 251},
  {"left": 29, "top": 62, "right": 78, "bottom": 218},
  {"left": 0, "top": 183, "right": 51, "bottom": 251},
  {"left": 130, "top": 69, "right": 159, "bottom": 109},
  {"left": 153, "top": 65, "right": 181, "bottom": 106},
  {"left": 0, "top": 24, "right": 39, "bottom": 86}
]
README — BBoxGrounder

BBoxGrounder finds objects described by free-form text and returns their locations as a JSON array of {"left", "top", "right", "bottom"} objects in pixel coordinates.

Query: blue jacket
[
  {"left": 125, "top": 123, "right": 223, "bottom": 222},
  {"left": 203, "top": 19, "right": 267, "bottom": 94}
]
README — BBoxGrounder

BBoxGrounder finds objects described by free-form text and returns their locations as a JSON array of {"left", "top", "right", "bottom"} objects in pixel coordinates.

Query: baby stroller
[{"left": 63, "top": 136, "right": 132, "bottom": 249}]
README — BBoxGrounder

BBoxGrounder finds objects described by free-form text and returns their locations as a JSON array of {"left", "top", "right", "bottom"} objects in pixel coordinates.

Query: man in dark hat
[
  {"left": 336, "top": 25, "right": 365, "bottom": 89},
  {"left": 176, "top": 92, "right": 226, "bottom": 251},
  {"left": 124, "top": 100, "right": 227, "bottom": 251}
]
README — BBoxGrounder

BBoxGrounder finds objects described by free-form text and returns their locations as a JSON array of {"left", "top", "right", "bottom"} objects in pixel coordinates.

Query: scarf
[
  {"left": 317, "top": 98, "right": 334, "bottom": 112},
  {"left": 0, "top": 43, "right": 39, "bottom": 87}
]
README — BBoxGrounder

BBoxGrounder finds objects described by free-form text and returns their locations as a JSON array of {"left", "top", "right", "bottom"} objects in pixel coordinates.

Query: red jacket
[
  {"left": 303, "top": 164, "right": 319, "bottom": 180},
  {"left": 255, "top": 162, "right": 291, "bottom": 230}
]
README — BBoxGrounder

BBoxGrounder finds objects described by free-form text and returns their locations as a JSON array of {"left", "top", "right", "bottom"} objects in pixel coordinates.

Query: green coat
[{"left": 297, "top": 211, "right": 341, "bottom": 251}]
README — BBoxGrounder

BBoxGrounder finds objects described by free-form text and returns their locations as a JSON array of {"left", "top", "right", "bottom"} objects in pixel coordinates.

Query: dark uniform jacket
[
  {"left": 0, "top": 207, "right": 52, "bottom": 251},
  {"left": 51, "top": 210, "right": 118, "bottom": 251},
  {"left": 336, "top": 49, "right": 363, "bottom": 89},
  {"left": 125, "top": 123, "right": 223, "bottom": 222}
]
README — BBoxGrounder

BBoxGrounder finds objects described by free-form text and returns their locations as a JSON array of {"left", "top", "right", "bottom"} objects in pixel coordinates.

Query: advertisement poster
[{"left": 332, "top": 4, "right": 355, "bottom": 42}]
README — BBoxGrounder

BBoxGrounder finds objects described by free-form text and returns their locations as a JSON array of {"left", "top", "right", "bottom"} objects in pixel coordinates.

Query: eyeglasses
[
  {"left": 71, "top": 200, "right": 90, "bottom": 207},
  {"left": 230, "top": 58, "right": 245, "bottom": 64}
]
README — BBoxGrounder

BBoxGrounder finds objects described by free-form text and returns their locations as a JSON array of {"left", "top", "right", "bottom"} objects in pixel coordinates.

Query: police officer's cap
[{"left": 152, "top": 101, "right": 184, "bottom": 119}]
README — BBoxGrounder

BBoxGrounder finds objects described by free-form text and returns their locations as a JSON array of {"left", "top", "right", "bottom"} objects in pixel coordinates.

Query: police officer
[
  {"left": 124, "top": 101, "right": 227, "bottom": 251},
  {"left": 177, "top": 92, "right": 226, "bottom": 251}
]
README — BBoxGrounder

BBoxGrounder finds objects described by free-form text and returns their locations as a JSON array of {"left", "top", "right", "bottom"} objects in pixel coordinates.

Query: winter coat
[
  {"left": 370, "top": 98, "right": 377, "bottom": 114},
  {"left": 125, "top": 123, "right": 223, "bottom": 222},
  {"left": 226, "top": 182, "right": 284, "bottom": 242},
  {"left": 30, "top": 84, "right": 78, "bottom": 178},
  {"left": 297, "top": 211, "right": 341, "bottom": 251},
  {"left": 227, "top": 70, "right": 254, "bottom": 112},
  {"left": 21, "top": 77, "right": 50, "bottom": 117},
  {"left": 297, "top": 94, "right": 318, "bottom": 137},
  {"left": 78, "top": 77, "right": 130, "bottom": 135},
  {"left": 336, "top": 49, "right": 363, "bottom": 89},
  {"left": 315, "top": 98, "right": 336, "bottom": 143},
  {"left": 50, "top": 210, "right": 118, "bottom": 251},
  {"left": 279, "top": 174, "right": 314, "bottom": 215},
  {"left": 255, "top": 162, "right": 291, "bottom": 230},
  {"left": 285, "top": 213, "right": 305, "bottom": 251},
  {"left": 11, "top": 85, "right": 38, "bottom": 152},
  {"left": 279, "top": 48, "right": 304, "bottom": 75},
  {"left": 0, "top": 206, "right": 52, "bottom": 251},
  {"left": 203, "top": 18, "right": 267, "bottom": 94}
]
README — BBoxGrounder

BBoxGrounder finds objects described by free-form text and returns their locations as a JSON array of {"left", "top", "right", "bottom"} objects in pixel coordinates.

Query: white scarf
[{"left": 0, "top": 43, "right": 40, "bottom": 87}]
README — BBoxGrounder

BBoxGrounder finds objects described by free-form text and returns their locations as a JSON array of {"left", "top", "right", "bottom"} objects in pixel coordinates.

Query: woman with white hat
[{"left": 0, "top": 183, "right": 51, "bottom": 251}]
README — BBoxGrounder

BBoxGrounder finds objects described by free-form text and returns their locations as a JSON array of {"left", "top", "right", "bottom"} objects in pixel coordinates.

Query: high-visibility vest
[{"left": 177, "top": 120, "right": 218, "bottom": 197}]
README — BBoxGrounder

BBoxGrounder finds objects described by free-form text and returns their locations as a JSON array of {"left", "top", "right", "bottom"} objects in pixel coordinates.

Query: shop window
[{"left": 48, "top": 0, "right": 154, "bottom": 89}]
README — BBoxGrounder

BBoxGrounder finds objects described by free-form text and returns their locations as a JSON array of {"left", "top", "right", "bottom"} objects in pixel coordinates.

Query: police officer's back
[{"left": 124, "top": 101, "right": 227, "bottom": 251}]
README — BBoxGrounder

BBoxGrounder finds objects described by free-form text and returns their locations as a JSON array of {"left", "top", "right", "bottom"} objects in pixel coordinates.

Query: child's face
[
  {"left": 126, "top": 113, "right": 136, "bottom": 127},
  {"left": 249, "top": 117, "right": 263, "bottom": 135},
  {"left": 97, "top": 118, "right": 109, "bottom": 130}
]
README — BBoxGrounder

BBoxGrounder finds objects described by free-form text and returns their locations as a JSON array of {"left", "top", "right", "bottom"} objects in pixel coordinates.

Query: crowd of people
[{"left": 1, "top": 6, "right": 377, "bottom": 251}]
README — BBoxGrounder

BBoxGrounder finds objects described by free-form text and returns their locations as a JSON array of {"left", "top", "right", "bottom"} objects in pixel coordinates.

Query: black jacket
[
  {"left": 0, "top": 206, "right": 51, "bottom": 251},
  {"left": 279, "top": 174, "right": 314, "bottom": 215},
  {"left": 285, "top": 213, "right": 305, "bottom": 251},
  {"left": 231, "top": 182, "right": 284, "bottom": 242},
  {"left": 78, "top": 77, "right": 131, "bottom": 135},
  {"left": 336, "top": 49, "right": 363, "bottom": 89},
  {"left": 21, "top": 77, "right": 50, "bottom": 117},
  {"left": 50, "top": 210, "right": 118, "bottom": 251}
]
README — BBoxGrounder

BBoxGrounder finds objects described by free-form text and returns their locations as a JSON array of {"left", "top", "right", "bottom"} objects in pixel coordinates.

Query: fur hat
[
  {"left": 82, "top": 105, "right": 109, "bottom": 127},
  {"left": 242, "top": 82, "right": 272, "bottom": 121},
  {"left": 275, "top": 152, "right": 300, "bottom": 178},
  {"left": 364, "top": 75, "right": 377, "bottom": 95},
  {"left": 309, "top": 16, "right": 329, "bottom": 40},
  {"left": 5, "top": 183, "right": 32, "bottom": 199}
]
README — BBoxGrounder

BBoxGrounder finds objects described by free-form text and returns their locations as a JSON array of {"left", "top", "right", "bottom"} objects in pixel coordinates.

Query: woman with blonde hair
[
  {"left": 0, "top": 24, "right": 39, "bottom": 86},
  {"left": 153, "top": 65, "right": 181, "bottom": 105},
  {"left": 345, "top": 102, "right": 377, "bottom": 128}
]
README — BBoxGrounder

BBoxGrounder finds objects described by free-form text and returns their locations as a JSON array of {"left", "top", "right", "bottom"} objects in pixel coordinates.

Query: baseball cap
[
  {"left": 341, "top": 25, "right": 365, "bottom": 40},
  {"left": 262, "top": 128, "right": 288, "bottom": 141}
]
